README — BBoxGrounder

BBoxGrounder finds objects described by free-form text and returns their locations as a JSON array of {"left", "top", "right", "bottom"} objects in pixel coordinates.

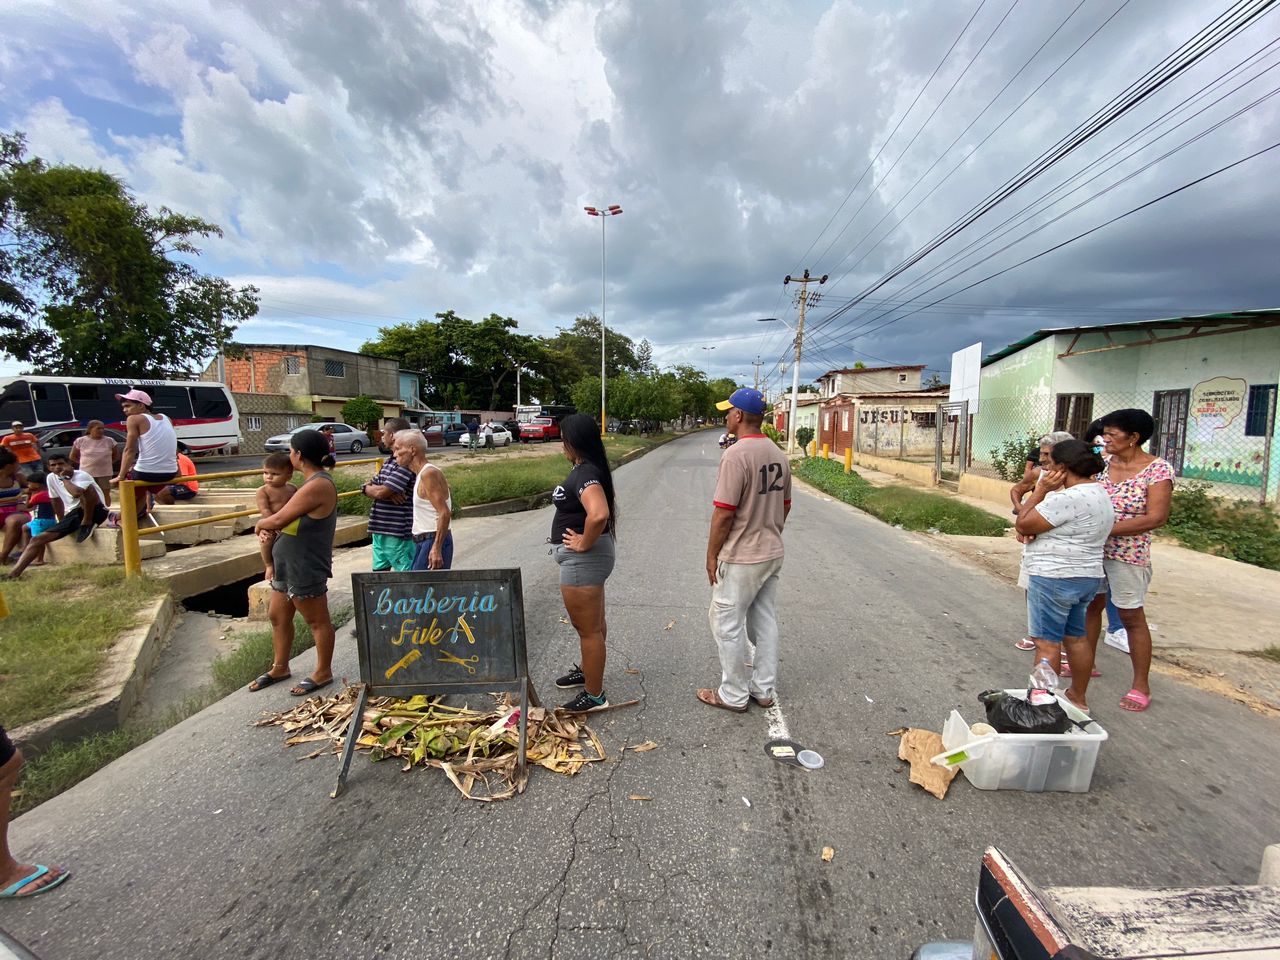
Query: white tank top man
[{"left": 390, "top": 429, "right": 454, "bottom": 571}]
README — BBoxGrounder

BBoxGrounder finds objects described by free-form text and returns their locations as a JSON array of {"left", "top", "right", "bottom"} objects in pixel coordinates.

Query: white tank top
[
  {"left": 136, "top": 413, "right": 178, "bottom": 473},
  {"left": 412, "top": 463, "right": 452, "bottom": 536}
]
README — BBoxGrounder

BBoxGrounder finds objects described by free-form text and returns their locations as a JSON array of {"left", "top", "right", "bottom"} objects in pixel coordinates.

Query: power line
[
  {"left": 819, "top": 0, "right": 1277, "bottom": 328},
  {"left": 787, "top": 0, "right": 992, "bottom": 275}
]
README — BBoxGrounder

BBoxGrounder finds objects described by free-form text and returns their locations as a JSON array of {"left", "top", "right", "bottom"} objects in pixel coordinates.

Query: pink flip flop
[
  {"left": 1059, "top": 658, "right": 1101, "bottom": 678},
  {"left": 1014, "top": 637, "right": 1036, "bottom": 651},
  {"left": 1119, "top": 689, "right": 1151, "bottom": 712}
]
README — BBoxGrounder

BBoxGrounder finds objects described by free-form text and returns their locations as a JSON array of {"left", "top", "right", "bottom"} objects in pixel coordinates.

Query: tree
[
  {"left": 571, "top": 375, "right": 601, "bottom": 419},
  {"left": 853, "top": 361, "right": 867, "bottom": 370},
  {"left": 924, "top": 372, "right": 946, "bottom": 389},
  {"left": 341, "top": 395, "right": 384, "bottom": 435},
  {"left": 0, "top": 132, "right": 258, "bottom": 376}
]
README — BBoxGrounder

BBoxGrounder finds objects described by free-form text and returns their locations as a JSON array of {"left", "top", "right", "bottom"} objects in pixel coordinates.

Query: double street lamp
[{"left": 584, "top": 204, "right": 623, "bottom": 437}]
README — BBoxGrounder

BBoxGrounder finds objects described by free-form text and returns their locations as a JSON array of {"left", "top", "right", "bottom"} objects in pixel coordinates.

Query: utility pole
[
  {"left": 783, "top": 269, "right": 827, "bottom": 455},
  {"left": 751, "top": 356, "right": 764, "bottom": 392}
]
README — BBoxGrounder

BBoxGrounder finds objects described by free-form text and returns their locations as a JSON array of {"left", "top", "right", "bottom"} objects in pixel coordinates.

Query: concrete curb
[{"left": 11, "top": 594, "right": 177, "bottom": 754}]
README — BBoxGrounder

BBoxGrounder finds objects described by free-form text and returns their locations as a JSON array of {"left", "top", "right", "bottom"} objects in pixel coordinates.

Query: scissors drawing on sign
[{"left": 438, "top": 651, "right": 479, "bottom": 674}]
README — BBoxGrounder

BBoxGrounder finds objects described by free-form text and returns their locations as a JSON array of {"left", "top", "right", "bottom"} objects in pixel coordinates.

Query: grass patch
[
  {"left": 11, "top": 604, "right": 354, "bottom": 814},
  {"left": 1164, "top": 481, "right": 1280, "bottom": 571},
  {"left": 0, "top": 566, "right": 169, "bottom": 728},
  {"left": 1246, "top": 645, "right": 1280, "bottom": 663},
  {"left": 794, "top": 457, "right": 1010, "bottom": 537}
]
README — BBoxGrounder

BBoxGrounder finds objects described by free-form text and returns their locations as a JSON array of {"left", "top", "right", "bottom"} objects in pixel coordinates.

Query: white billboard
[{"left": 949, "top": 342, "right": 982, "bottom": 413}]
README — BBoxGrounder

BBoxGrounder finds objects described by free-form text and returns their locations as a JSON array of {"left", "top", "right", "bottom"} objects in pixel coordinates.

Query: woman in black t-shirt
[{"left": 550, "top": 414, "right": 618, "bottom": 713}]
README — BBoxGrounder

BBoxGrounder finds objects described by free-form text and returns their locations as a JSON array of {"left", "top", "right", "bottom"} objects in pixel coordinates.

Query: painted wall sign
[{"left": 1190, "top": 377, "right": 1247, "bottom": 431}]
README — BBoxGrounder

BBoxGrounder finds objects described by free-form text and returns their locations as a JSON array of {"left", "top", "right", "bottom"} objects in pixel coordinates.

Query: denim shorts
[
  {"left": 1027, "top": 574, "right": 1105, "bottom": 643},
  {"left": 554, "top": 533, "right": 615, "bottom": 587}
]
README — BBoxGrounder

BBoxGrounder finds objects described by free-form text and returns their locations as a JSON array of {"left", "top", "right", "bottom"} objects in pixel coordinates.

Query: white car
[{"left": 459, "top": 425, "right": 513, "bottom": 447}]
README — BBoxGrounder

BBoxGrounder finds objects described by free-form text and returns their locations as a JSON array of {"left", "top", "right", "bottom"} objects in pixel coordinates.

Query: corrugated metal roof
[{"left": 981, "top": 309, "right": 1280, "bottom": 366}]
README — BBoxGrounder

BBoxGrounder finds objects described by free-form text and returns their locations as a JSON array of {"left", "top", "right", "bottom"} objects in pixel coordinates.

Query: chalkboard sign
[{"left": 332, "top": 569, "right": 534, "bottom": 798}]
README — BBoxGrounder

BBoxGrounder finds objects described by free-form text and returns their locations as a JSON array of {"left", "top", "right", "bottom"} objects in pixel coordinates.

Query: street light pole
[{"left": 585, "top": 204, "right": 623, "bottom": 437}]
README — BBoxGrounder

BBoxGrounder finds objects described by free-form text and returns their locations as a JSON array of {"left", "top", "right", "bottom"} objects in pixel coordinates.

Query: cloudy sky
[{"left": 3, "top": 0, "right": 1279, "bottom": 393}]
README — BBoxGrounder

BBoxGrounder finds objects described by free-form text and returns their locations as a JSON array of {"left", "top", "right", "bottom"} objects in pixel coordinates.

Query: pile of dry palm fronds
[{"left": 254, "top": 684, "right": 605, "bottom": 801}]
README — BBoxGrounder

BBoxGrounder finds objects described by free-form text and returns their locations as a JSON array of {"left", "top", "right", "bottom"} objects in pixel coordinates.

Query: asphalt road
[{"left": 6, "top": 432, "right": 1279, "bottom": 959}]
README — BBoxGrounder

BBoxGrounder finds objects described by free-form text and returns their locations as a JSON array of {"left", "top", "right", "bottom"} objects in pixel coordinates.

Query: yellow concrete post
[
  {"left": 821, "top": 443, "right": 829, "bottom": 459},
  {"left": 120, "top": 480, "right": 142, "bottom": 577},
  {"left": 844, "top": 447, "right": 853, "bottom": 473}
]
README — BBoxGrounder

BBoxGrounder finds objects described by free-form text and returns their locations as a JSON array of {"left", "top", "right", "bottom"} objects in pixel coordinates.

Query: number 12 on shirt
[{"left": 757, "top": 463, "right": 784, "bottom": 494}]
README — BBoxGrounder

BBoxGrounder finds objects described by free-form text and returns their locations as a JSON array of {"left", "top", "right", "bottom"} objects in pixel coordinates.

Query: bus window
[
  {"left": 68, "top": 383, "right": 122, "bottom": 424},
  {"left": 190, "top": 386, "right": 232, "bottom": 419},
  {"left": 150, "top": 385, "right": 193, "bottom": 420},
  {"left": 31, "top": 382, "right": 72, "bottom": 423},
  {"left": 0, "top": 381, "right": 34, "bottom": 425}
]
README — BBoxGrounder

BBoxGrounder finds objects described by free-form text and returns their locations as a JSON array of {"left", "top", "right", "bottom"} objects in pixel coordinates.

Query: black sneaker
[
  {"left": 561, "top": 690, "right": 609, "bottom": 713},
  {"left": 75, "top": 523, "right": 96, "bottom": 543},
  {"left": 555, "top": 665, "right": 585, "bottom": 689}
]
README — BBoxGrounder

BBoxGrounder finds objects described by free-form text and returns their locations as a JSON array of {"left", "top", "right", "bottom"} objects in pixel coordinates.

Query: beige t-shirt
[{"left": 713, "top": 435, "right": 792, "bottom": 563}]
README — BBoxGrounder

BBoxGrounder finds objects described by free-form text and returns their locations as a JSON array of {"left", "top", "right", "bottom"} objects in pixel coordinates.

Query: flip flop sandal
[
  {"left": 1059, "top": 659, "right": 1101, "bottom": 679},
  {"left": 696, "top": 688, "right": 747, "bottom": 713},
  {"left": 0, "top": 865, "right": 70, "bottom": 898},
  {"left": 248, "top": 671, "right": 291, "bottom": 692},
  {"left": 1014, "top": 637, "right": 1036, "bottom": 651},
  {"left": 1119, "top": 689, "right": 1151, "bottom": 712},
  {"left": 291, "top": 677, "right": 333, "bottom": 697}
]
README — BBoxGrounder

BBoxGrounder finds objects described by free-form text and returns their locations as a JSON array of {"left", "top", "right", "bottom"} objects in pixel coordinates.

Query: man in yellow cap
[{"left": 697, "top": 388, "right": 792, "bottom": 713}]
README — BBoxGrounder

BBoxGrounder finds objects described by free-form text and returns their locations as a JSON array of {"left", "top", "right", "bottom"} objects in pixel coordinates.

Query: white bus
[{"left": 0, "top": 376, "right": 241, "bottom": 454}]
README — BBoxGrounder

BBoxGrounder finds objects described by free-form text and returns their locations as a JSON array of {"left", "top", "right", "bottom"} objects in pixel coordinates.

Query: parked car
[
  {"left": 502, "top": 419, "right": 522, "bottom": 436},
  {"left": 264, "top": 423, "right": 366, "bottom": 454},
  {"left": 520, "top": 417, "right": 562, "bottom": 443},
  {"left": 460, "top": 425, "right": 513, "bottom": 447},
  {"left": 34, "top": 425, "right": 129, "bottom": 462}
]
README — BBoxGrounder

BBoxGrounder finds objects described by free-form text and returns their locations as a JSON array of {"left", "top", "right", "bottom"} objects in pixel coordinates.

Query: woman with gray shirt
[{"left": 248, "top": 429, "right": 338, "bottom": 696}]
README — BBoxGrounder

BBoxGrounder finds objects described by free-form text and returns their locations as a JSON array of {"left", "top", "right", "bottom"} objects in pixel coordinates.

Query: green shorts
[{"left": 372, "top": 533, "right": 416, "bottom": 572}]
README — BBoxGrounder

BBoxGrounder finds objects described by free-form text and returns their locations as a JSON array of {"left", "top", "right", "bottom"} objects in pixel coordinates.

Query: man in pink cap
[
  {"left": 111, "top": 388, "right": 179, "bottom": 523},
  {"left": 697, "top": 388, "right": 792, "bottom": 714}
]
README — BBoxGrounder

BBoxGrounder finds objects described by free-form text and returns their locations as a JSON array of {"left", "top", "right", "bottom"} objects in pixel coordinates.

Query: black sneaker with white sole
[
  {"left": 555, "top": 665, "right": 585, "bottom": 689},
  {"left": 75, "top": 523, "right": 96, "bottom": 543},
  {"left": 560, "top": 690, "right": 608, "bottom": 713}
]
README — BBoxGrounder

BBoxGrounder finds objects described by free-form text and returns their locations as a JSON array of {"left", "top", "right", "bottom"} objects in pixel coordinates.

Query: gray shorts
[
  {"left": 554, "top": 533, "right": 615, "bottom": 587},
  {"left": 1098, "top": 557, "right": 1153, "bottom": 609}
]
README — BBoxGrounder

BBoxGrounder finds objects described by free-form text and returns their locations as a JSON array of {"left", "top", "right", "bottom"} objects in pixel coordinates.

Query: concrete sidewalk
[{"left": 835, "top": 457, "right": 1280, "bottom": 712}]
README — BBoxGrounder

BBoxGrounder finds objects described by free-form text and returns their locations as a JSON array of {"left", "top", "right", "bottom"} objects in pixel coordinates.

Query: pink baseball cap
[{"left": 115, "top": 388, "right": 153, "bottom": 406}]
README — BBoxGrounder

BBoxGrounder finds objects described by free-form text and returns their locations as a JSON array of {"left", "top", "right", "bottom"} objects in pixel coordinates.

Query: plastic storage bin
[{"left": 932, "top": 690, "right": 1109, "bottom": 793}]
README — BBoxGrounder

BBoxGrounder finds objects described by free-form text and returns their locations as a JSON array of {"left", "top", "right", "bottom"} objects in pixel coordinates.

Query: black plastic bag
[{"left": 979, "top": 689, "right": 1071, "bottom": 735}]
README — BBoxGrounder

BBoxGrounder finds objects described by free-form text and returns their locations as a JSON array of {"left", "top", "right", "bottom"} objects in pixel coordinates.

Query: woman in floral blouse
[{"left": 1066, "top": 408, "right": 1173, "bottom": 713}]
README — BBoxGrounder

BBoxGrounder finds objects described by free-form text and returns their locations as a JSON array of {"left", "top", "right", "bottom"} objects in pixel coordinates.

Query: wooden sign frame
[{"left": 332, "top": 568, "right": 535, "bottom": 798}]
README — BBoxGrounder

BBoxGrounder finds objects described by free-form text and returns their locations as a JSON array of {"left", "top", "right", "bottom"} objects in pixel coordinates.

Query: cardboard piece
[{"left": 898, "top": 728, "right": 959, "bottom": 800}]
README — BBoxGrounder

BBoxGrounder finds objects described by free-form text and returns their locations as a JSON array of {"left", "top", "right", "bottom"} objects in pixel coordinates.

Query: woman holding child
[
  {"left": 1013, "top": 439, "right": 1115, "bottom": 713},
  {"left": 248, "top": 430, "right": 338, "bottom": 697}
]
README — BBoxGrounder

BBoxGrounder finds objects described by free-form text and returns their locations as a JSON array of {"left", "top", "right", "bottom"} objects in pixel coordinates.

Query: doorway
[{"left": 1152, "top": 389, "right": 1189, "bottom": 473}]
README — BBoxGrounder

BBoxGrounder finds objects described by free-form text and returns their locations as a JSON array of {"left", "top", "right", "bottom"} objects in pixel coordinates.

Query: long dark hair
[
  {"left": 561, "top": 413, "right": 617, "bottom": 535},
  {"left": 293, "top": 428, "right": 336, "bottom": 469}
]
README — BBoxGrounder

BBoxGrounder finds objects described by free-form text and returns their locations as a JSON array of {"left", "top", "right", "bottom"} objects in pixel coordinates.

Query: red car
[{"left": 519, "top": 417, "right": 562, "bottom": 443}]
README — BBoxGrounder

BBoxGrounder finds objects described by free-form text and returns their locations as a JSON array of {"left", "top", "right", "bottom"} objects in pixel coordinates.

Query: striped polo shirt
[{"left": 367, "top": 461, "right": 415, "bottom": 539}]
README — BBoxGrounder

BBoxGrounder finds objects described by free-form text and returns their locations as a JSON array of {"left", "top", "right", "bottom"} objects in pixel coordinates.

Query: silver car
[{"left": 263, "top": 423, "right": 366, "bottom": 454}]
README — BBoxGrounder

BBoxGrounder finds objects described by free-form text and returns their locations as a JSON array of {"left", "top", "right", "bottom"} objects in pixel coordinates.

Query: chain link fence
[{"left": 968, "top": 390, "right": 1279, "bottom": 504}]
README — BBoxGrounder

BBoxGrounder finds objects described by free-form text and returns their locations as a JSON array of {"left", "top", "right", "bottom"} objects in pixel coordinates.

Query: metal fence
[{"left": 967, "top": 391, "right": 1279, "bottom": 505}]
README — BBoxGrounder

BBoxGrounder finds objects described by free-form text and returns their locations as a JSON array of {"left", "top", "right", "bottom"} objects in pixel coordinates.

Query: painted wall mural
[{"left": 1183, "top": 376, "right": 1264, "bottom": 487}]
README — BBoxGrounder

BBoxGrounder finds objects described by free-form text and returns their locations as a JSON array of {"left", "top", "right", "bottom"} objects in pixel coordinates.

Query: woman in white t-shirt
[{"left": 1013, "top": 439, "right": 1115, "bottom": 713}]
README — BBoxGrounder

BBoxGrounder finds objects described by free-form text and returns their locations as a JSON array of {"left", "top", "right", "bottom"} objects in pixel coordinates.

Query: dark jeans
[{"left": 411, "top": 531, "right": 454, "bottom": 570}]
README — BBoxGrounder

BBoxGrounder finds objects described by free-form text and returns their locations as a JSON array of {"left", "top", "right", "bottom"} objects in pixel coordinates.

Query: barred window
[
  {"left": 1246, "top": 384, "right": 1277, "bottom": 437},
  {"left": 841, "top": 410, "right": 849, "bottom": 430},
  {"left": 285, "top": 356, "right": 301, "bottom": 375},
  {"left": 287, "top": 416, "right": 304, "bottom": 429},
  {"left": 324, "top": 359, "right": 346, "bottom": 378},
  {"left": 913, "top": 411, "right": 938, "bottom": 428},
  {"left": 246, "top": 416, "right": 263, "bottom": 431}
]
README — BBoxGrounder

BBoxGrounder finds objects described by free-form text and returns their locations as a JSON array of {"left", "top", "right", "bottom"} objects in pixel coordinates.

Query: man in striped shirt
[{"left": 360, "top": 418, "right": 416, "bottom": 572}]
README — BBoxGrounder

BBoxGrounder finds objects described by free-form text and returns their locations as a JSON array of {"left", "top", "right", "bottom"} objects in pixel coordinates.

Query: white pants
[{"left": 709, "top": 556, "right": 784, "bottom": 708}]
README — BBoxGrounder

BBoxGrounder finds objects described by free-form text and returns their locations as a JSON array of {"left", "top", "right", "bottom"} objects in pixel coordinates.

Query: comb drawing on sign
[
  {"left": 385, "top": 648, "right": 422, "bottom": 680},
  {"left": 438, "top": 651, "right": 479, "bottom": 674}
]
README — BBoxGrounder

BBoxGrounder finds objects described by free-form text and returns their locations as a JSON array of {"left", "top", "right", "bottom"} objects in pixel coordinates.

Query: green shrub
[
  {"left": 762, "top": 424, "right": 783, "bottom": 448},
  {"left": 796, "top": 426, "right": 815, "bottom": 453},
  {"left": 1166, "top": 480, "right": 1280, "bottom": 570},
  {"left": 989, "top": 432, "right": 1039, "bottom": 482}
]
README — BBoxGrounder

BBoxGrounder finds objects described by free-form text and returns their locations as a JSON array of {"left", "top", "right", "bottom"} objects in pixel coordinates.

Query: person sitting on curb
[
  {"left": 153, "top": 451, "right": 199, "bottom": 505},
  {"left": 0, "top": 723, "right": 69, "bottom": 898},
  {"left": 6, "top": 454, "right": 108, "bottom": 580}
]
